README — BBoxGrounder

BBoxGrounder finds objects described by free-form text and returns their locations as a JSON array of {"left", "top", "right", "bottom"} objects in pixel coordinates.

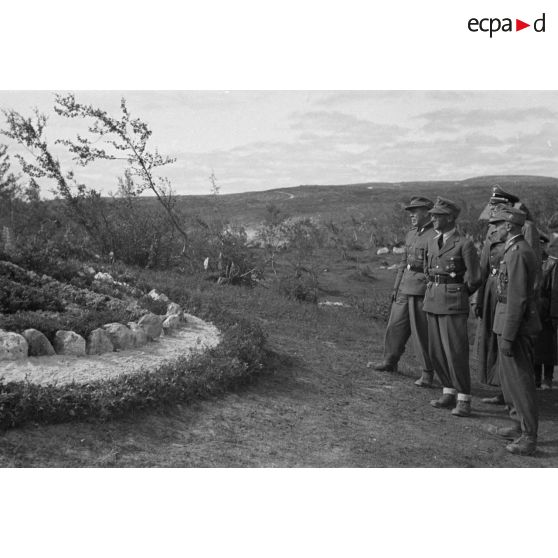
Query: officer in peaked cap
[
  {"left": 472, "top": 186, "right": 541, "bottom": 405},
  {"left": 489, "top": 185, "right": 520, "bottom": 205},
  {"left": 485, "top": 207, "right": 541, "bottom": 455},
  {"left": 487, "top": 186, "right": 541, "bottom": 266},
  {"left": 369, "top": 196, "right": 438, "bottom": 386},
  {"left": 422, "top": 196, "right": 481, "bottom": 417}
]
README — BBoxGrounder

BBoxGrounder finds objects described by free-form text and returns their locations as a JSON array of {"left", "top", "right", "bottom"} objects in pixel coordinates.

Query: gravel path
[{"left": 0, "top": 314, "right": 220, "bottom": 386}]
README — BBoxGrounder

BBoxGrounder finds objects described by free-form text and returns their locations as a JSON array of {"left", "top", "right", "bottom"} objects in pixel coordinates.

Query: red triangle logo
[{"left": 516, "top": 19, "right": 530, "bottom": 31}]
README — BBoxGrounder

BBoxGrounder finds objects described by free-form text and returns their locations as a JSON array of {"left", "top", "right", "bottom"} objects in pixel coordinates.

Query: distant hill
[{"left": 168, "top": 175, "right": 558, "bottom": 226}]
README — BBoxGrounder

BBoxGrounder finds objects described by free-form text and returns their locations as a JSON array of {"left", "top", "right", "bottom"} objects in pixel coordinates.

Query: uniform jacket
[
  {"left": 393, "top": 221, "right": 436, "bottom": 296},
  {"left": 470, "top": 231, "right": 505, "bottom": 307},
  {"left": 538, "top": 255, "right": 558, "bottom": 323},
  {"left": 422, "top": 230, "right": 481, "bottom": 315},
  {"left": 492, "top": 235, "right": 541, "bottom": 340},
  {"left": 485, "top": 219, "right": 542, "bottom": 290}
]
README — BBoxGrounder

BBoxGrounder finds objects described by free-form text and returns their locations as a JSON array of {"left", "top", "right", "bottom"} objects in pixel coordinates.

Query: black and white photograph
[
  {"left": 2, "top": 1, "right": 558, "bottom": 557},
  {"left": 1, "top": 90, "right": 557, "bottom": 465}
]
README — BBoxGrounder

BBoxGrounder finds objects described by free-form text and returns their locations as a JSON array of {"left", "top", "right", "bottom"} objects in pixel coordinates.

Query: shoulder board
[{"left": 512, "top": 245, "right": 519, "bottom": 251}]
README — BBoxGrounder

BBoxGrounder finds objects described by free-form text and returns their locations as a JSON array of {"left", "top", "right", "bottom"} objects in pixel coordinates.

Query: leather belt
[
  {"left": 428, "top": 274, "right": 464, "bottom": 284},
  {"left": 406, "top": 264, "right": 424, "bottom": 272},
  {"left": 497, "top": 295, "right": 507, "bottom": 303}
]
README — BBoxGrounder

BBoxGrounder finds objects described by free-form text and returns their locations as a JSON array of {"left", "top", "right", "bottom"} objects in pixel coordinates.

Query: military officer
[
  {"left": 533, "top": 232, "right": 558, "bottom": 390},
  {"left": 487, "top": 207, "right": 541, "bottom": 456},
  {"left": 473, "top": 186, "right": 541, "bottom": 405},
  {"left": 370, "top": 196, "right": 437, "bottom": 386},
  {"left": 423, "top": 197, "right": 481, "bottom": 417}
]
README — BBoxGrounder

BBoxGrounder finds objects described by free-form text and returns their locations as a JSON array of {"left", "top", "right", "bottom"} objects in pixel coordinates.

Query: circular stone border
[
  {"left": 0, "top": 314, "right": 221, "bottom": 386},
  {"left": 0, "top": 306, "right": 267, "bottom": 430}
]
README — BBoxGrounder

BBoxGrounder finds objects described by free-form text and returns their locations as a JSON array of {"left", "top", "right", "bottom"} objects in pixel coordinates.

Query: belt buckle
[
  {"left": 406, "top": 264, "right": 411, "bottom": 270},
  {"left": 434, "top": 274, "right": 441, "bottom": 284},
  {"left": 491, "top": 268, "right": 498, "bottom": 276}
]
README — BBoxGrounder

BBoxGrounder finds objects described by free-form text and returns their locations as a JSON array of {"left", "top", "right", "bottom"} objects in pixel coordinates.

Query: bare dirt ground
[
  {"left": 1, "top": 254, "right": 557, "bottom": 468},
  {"left": 1, "top": 267, "right": 558, "bottom": 468}
]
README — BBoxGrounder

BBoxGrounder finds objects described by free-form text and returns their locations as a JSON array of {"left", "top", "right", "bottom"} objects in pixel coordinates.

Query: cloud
[
  {"left": 316, "top": 90, "right": 469, "bottom": 107},
  {"left": 417, "top": 107, "right": 558, "bottom": 134},
  {"left": 290, "top": 110, "right": 409, "bottom": 143}
]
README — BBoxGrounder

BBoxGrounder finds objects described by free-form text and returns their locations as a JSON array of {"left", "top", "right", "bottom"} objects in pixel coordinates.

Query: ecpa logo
[{"left": 468, "top": 13, "right": 546, "bottom": 37}]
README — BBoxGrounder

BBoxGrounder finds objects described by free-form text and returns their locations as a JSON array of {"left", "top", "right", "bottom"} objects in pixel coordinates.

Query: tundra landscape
[{"left": 1, "top": 95, "right": 558, "bottom": 467}]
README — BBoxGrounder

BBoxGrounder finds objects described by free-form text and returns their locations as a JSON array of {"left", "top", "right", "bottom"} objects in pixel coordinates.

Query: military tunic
[
  {"left": 423, "top": 230, "right": 481, "bottom": 395},
  {"left": 473, "top": 232, "right": 505, "bottom": 386},
  {"left": 493, "top": 235, "right": 541, "bottom": 438},
  {"left": 381, "top": 222, "right": 436, "bottom": 369},
  {"left": 533, "top": 255, "right": 558, "bottom": 365}
]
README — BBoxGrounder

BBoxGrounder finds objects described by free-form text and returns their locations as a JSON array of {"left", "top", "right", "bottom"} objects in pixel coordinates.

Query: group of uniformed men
[{"left": 369, "top": 186, "right": 558, "bottom": 457}]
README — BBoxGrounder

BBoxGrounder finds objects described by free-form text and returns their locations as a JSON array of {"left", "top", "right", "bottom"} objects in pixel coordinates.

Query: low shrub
[
  {"left": 138, "top": 295, "right": 168, "bottom": 315},
  {"left": 276, "top": 274, "right": 318, "bottom": 304},
  {"left": 0, "top": 277, "right": 65, "bottom": 313}
]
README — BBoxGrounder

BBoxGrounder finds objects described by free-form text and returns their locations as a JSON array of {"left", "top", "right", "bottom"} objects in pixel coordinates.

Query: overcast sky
[{"left": 0, "top": 90, "right": 556, "bottom": 197}]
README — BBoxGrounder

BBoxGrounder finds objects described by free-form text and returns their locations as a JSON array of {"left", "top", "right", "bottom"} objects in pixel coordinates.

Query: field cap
[
  {"left": 489, "top": 185, "right": 520, "bottom": 205},
  {"left": 404, "top": 196, "right": 434, "bottom": 211},
  {"left": 428, "top": 196, "right": 461, "bottom": 217},
  {"left": 548, "top": 212, "right": 558, "bottom": 231},
  {"left": 489, "top": 207, "right": 526, "bottom": 226}
]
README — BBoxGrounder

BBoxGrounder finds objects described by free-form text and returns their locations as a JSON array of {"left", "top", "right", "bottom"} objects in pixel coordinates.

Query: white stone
[
  {"left": 128, "top": 322, "right": 149, "bottom": 347},
  {"left": 54, "top": 331, "right": 86, "bottom": 356},
  {"left": 138, "top": 313, "right": 163, "bottom": 340},
  {"left": 102, "top": 323, "right": 135, "bottom": 351},
  {"left": 22, "top": 329, "right": 55, "bottom": 356},
  {"left": 163, "top": 314, "right": 181, "bottom": 331},
  {"left": 86, "top": 328, "right": 114, "bottom": 355},
  {"left": 376, "top": 247, "right": 389, "bottom": 255},
  {"left": 166, "top": 302, "right": 182, "bottom": 317},
  {"left": 94, "top": 271, "right": 114, "bottom": 283},
  {"left": 0, "top": 331, "right": 29, "bottom": 361},
  {"left": 148, "top": 289, "right": 170, "bottom": 303},
  {"left": 392, "top": 246, "right": 405, "bottom": 254}
]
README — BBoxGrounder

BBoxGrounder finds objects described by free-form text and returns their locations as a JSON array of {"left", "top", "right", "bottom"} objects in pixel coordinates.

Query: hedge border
[{"left": 0, "top": 304, "right": 267, "bottom": 430}]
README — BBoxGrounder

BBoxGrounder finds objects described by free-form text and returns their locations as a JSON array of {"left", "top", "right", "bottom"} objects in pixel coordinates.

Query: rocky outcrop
[
  {"left": 138, "top": 313, "right": 163, "bottom": 340},
  {"left": 0, "top": 330, "right": 29, "bottom": 361},
  {"left": 22, "top": 329, "right": 56, "bottom": 357},
  {"left": 128, "top": 322, "right": 149, "bottom": 347},
  {"left": 102, "top": 323, "right": 135, "bottom": 351},
  {"left": 54, "top": 330, "right": 86, "bottom": 356},
  {"left": 86, "top": 328, "right": 114, "bottom": 355}
]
